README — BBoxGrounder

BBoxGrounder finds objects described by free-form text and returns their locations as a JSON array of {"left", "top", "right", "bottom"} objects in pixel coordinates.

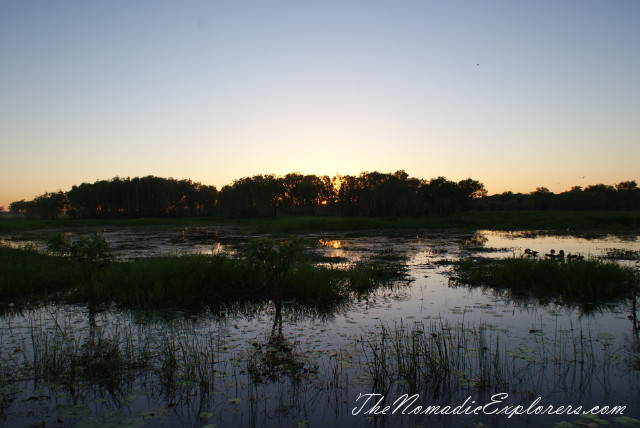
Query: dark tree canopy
[{"left": 9, "top": 174, "right": 639, "bottom": 219}]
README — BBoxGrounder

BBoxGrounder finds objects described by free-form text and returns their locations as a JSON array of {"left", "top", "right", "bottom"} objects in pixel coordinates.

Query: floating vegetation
[{"left": 600, "top": 248, "right": 640, "bottom": 261}]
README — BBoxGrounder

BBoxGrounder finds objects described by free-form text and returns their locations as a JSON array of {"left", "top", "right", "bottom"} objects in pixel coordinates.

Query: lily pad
[
  {"left": 614, "top": 416, "right": 640, "bottom": 426},
  {"left": 580, "top": 414, "right": 609, "bottom": 425},
  {"left": 138, "top": 407, "right": 168, "bottom": 419},
  {"left": 62, "top": 403, "right": 91, "bottom": 418},
  {"left": 553, "top": 422, "right": 574, "bottom": 428},
  {"left": 74, "top": 411, "right": 145, "bottom": 428}
]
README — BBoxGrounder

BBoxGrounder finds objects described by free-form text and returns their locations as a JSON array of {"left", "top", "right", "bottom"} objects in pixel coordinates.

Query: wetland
[{"left": 1, "top": 224, "right": 639, "bottom": 428}]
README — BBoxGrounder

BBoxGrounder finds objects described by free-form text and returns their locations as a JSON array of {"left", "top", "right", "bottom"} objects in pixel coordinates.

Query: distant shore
[{"left": 1, "top": 210, "right": 638, "bottom": 234}]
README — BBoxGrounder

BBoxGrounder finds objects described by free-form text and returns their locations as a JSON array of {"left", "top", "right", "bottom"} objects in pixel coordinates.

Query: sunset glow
[{"left": 1, "top": 1, "right": 639, "bottom": 209}]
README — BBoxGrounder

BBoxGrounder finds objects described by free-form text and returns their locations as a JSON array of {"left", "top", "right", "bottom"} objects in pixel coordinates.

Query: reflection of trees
[
  {"left": 247, "top": 300, "right": 312, "bottom": 384},
  {"left": 458, "top": 231, "right": 489, "bottom": 250}
]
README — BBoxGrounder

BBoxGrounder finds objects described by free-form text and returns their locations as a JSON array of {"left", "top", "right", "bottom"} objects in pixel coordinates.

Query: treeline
[
  {"left": 219, "top": 172, "right": 486, "bottom": 217},
  {"left": 477, "top": 182, "right": 640, "bottom": 212},
  {"left": 7, "top": 172, "right": 640, "bottom": 220},
  {"left": 9, "top": 176, "right": 217, "bottom": 219}
]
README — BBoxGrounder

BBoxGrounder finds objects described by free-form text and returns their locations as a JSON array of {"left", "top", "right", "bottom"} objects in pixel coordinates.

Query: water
[{"left": 1, "top": 227, "right": 639, "bottom": 427}]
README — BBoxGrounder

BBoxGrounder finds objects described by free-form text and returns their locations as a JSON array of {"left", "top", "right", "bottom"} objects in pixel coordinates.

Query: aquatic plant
[
  {"left": 450, "top": 256, "right": 636, "bottom": 305},
  {"left": 359, "top": 319, "right": 633, "bottom": 404},
  {"left": 26, "top": 310, "right": 151, "bottom": 392},
  {"left": 599, "top": 248, "right": 640, "bottom": 261},
  {"left": 361, "top": 321, "right": 507, "bottom": 395},
  {"left": 1, "top": 238, "right": 408, "bottom": 310},
  {"left": 0, "top": 245, "right": 82, "bottom": 299}
]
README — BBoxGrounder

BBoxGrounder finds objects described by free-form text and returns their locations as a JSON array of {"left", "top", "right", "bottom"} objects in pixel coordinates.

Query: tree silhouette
[{"left": 9, "top": 174, "right": 640, "bottom": 220}]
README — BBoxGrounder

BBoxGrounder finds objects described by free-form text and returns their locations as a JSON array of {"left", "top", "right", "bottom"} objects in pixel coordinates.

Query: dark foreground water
[{"left": 1, "top": 228, "right": 639, "bottom": 428}]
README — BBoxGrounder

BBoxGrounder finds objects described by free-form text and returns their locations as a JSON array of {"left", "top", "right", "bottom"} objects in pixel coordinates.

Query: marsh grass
[
  {"left": 450, "top": 257, "right": 636, "bottom": 304},
  {"left": 360, "top": 320, "right": 630, "bottom": 402},
  {"left": 1, "top": 309, "right": 228, "bottom": 399},
  {"left": 2, "top": 307, "right": 638, "bottom": 427},
  {"left": 0, "top": 216, "right": 226, "bottom": 233},
  {"left": 0, "top": 245, "right": 82, "bottom": 300},
  {"left": 0, "top": 307, "right": 353, "bottom": 426},
  {"left": 25, "top": 312, "right": 151, "bottom": 393},
  {"left": 362, "top": 321, "right": 508, "bottom": 396},
  {"left": 97, "top": 254, "right": 250, "bottom": 308},
  {"left": 345, "top": 249, "right": 410, "bottom": 294},
  {"left": 0, "top": 238, "right": 408, "bottom": 309},
  {"left": 3, "top": 210, "right": 638, "bottom": 234},
  {"left": 153, "top": 328, "right": 221, "bottom": 395}
]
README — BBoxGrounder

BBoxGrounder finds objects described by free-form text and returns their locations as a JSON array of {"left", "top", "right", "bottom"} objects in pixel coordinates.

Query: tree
[
  {"left": 47, "top": 232, "right": 113, "bottom": 299},
  {"left": 616, "top": 180, "right": 637, "bottom": 192},
  {"left": 530, "top": 187, "right": 553, "bottom": 210},
  {"left": 458, "top": 178, "right": 488, "bottom": 199}
]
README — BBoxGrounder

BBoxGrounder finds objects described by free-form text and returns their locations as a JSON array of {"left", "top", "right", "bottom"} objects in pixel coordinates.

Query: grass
[
  {"left": 213, "top": 211, "right": 640, "bottom": 234},
  {"left": 359, "top": 320, "right": 635, "bottom": 404},
  {"left": 2, "top": 303, "right": 639, "bottom": 427},
  {"left": 0, "top": 245, "right": 83, "bottom": 300},
  {"left": 450, "top": 256, "right": 637, "bottom": 305},
  {"left": 2, "top": 210, "right": 639, "bottom": 233},
  {"left": 0, "top": 239, "right": 408, "bottom": 309},
  {"left": 0, "top": 215, "right": 227, "bottom": 233},
  {"left": 95, "top": 253, "right": 407, "bottom": 309},
  {"left": 27, "top": 315, "right": 150, "bottom": 391},
  {"left": 2, "top": 309, "right": 220, "bottom": 399},
  {"left": 362, "top": 321, "right": 507, "bottom": 395}
]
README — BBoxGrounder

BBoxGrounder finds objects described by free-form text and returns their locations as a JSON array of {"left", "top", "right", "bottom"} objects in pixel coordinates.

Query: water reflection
[{"left": 1, "top": 228, "right": 640, "bottom": 426}]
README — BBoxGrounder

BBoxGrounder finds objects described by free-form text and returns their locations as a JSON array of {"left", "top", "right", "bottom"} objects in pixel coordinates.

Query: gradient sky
[{"left": 1, "top": 1, "right": 639, "bottom": 208}]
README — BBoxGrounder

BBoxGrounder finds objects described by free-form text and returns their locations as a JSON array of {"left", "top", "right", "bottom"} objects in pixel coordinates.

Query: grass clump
[
  {"left": 0, "top": 245, "right": 83, "bottom": 300},
  {"left": 346, "top": 249, "right": 409, "bottom": 294},
  {"left": 0, "top": 236, "right": 408, "bottom": 310},
  {"left": 362, "top": 321, "right": 507, "bottom": 395},
  {"left": 98, "top": 239, "right": 407, "bottom": 309},
  {"left": 27, "top": 317, "right": 151, "bottom": 391},
  {"left": 97, "top": 254, "right": 249, "bottom": 307},
  {"left": 451, "top": 256, "right": 636, "bottom": 304},
  {"left": 360, "top": 320, "right": 625, "bottom": 401}
]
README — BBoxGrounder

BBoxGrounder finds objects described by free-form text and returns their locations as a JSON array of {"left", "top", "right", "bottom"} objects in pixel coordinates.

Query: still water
[{"left": 1, "top": 227, "right": 639, "bottom": 427}]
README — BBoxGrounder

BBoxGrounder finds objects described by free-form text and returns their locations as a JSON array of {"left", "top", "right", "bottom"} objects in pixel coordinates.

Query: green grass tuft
[
  {"left": 0, "top": 239, "right": 408, "bottom": 310},
  {"left": 0, "top": 245, "right": 83, "bottom": 300},
  {"left": 451, "top": 256, "right": 636, "bottom": 305}
]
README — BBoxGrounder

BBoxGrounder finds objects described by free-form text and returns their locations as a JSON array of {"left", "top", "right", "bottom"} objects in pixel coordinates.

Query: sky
[{"left": 1, "top": 0, "right": 639, "bottom": 208}]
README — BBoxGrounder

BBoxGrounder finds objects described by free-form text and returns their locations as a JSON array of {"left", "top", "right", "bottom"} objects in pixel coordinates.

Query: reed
[
  {"left": 359, "top": 320, "right": 629, "bottom": 401},
  {"left": 0, "top": 237, "right": 408, "bottom": 310},
  {"left": 362, "top": 321, "right": 508, "bottom": 395},
  {"left": 0, "top": 245, "right": 82, "bottom": 299},
  {"left": 451, "top": 256, "right": 636, "bottom": 304}
]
